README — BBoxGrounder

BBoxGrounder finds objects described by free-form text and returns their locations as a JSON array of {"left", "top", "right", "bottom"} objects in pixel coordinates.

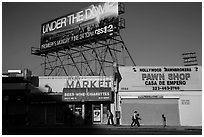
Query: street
[{"left": 3, "top": 125, "right": 202, "bottom": 135}]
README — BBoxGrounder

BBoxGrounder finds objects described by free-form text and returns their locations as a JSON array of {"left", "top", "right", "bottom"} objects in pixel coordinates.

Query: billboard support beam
[
  {"left": 67, "top": 49, "right": 82, "bottom": 76},
  {"left": 80, "top": 49, "right": 94, "bottom": 75},
  {"left": 56, "top": 52, "right": 68, "bottom": 76}
]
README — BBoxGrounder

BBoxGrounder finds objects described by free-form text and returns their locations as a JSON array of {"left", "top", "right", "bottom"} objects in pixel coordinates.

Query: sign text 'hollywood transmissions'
[{"left": 119, "top": 66, "right": 201, "bottom": 91}]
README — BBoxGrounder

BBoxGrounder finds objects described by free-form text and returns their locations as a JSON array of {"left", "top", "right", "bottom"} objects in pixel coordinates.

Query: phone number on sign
[{"left": 152, "top": 86, "right": 180, "bottom": 90}]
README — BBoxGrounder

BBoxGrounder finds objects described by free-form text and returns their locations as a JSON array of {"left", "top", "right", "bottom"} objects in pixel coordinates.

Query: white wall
[
  {"left": 178, "top": 91, "right": 202, "bottom": 126},
  {"left": 119, "top": 91, "right": 202, "bottom": 126}
]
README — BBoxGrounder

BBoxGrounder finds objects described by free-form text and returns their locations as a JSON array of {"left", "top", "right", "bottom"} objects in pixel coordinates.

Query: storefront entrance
[
  {"left": 65, "top": 103, "right": 110, "bottom": 125},
  {"left": 92, "top": 104, "right": 101, "bottom": 123},
  {"left": 85, "top": 103, "right": 92, "bottom": 124},
  {"left": 62, "top": 87, "right": 113, "bottom": 125}
]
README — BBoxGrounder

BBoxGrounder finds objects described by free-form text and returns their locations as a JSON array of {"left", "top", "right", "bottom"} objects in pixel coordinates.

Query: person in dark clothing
[
  {"left": 107, "top": 110, "right": 114, "bottom": 125},
  {"left": 64, "top": 107, "right": 73, "bottom": 126},
  {"left": 131, "top": 111, "right": 137, "bottom": 127},
  {"left": 162, "top": 114, "right": 166, "bottom": 127},
  {"left": 25, "top": 112, "right": 31, "bottom": 126},
  {"left": 135, "top": 113, "right": 141, "bottom": 127}
]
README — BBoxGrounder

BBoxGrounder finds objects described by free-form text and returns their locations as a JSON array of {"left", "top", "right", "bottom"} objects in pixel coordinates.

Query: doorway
[
  {"left": 93, "top": 104, "right": 101, "bottom": 123},
  {"left": 65, "top": 103, "right": 111, "bottom": 125},
  {"left": 65, "top": 104, "right": 84, "bottom": 126},
  {"left": 85, "top": 103, "right": 92, "bottom": 124}
]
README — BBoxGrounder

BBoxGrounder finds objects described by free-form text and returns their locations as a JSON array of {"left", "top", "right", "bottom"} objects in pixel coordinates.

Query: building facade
[
  {"left": 2, "top": 69, "right": 38, "bottom": 127},
  {"left": 3, "top": 66, "right": 201, "bottom": 127},
  {"left": 34, "top": 76, "right": 114, "bottom": 125},
  {"left": 118, "top": 66, "right": 202, "bottom": 126}
]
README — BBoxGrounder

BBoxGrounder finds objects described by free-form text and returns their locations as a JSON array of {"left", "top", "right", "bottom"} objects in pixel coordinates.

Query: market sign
[
  {"left": 119, "top": 66, "right": 202, "bottom": 91},
  {"left": 39, "top": 76, "right": 113, "bottom": 93},
  {"left": 65, "top": 76, "right": 112, "bottom": 88},
  {"left": 40, "top": 2, "right": 118, "bottom": 49},
  {"left": 62, "top": 87, "right": 112, "bottom": 102}
]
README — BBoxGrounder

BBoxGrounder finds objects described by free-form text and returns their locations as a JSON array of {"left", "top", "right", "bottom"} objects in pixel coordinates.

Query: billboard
[
  {"left": 62, "top": 88, "right": 112, "bottom": 102},
  {"left": 40, "top": 2, "right": 118, "bottom": 49},
  {"left": 39, "top": 76, "right": 113, "bottom": 93},
  {"left": 119, "top": 66, "right": 202, "bottom": 91}
]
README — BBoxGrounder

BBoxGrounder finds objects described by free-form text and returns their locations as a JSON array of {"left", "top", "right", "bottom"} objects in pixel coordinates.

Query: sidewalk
[
  {"left": 3, "top": 124, "right": 202, "bottom": 135},
  {"left": 14, "top": 124, "right": 201, "bottom": 131},
  {"left": 83, "top": 124, "right": 202, "bottom": 130}
]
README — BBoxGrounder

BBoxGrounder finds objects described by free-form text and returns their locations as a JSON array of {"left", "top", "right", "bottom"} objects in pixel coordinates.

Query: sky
[{"left": 2, "top": 2, "right": 202, "bottom": 75}]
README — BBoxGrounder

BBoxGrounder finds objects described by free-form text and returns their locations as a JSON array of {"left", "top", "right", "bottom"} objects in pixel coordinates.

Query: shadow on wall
[
  {"left": 2, "top": 77, "right": 108, "bottom": 135},
  {"left": 28, "top": 87, "right": 87, "bottom": 126},
  {"left": 3, "top": 84, "right": 86, "bottom": 129}
]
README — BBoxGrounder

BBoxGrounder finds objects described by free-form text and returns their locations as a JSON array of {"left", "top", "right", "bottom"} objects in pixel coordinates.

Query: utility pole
[{"left": 113, "top": 62, "right": 122, "bottom": 125}]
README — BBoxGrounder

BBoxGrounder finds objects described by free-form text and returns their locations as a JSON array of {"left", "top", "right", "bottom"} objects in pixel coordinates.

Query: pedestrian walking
[
  {"left": 131, "top": 111, "right": 137, "bottom": 127},
  {"left": 107, "top": 110, "right": 114, "bottom": 125},
  {"left": 162, "top": 114, "right": 167, "bottom": 127},
  {"left": 135, "top": 113, "right": 141, "bottom": 127}
]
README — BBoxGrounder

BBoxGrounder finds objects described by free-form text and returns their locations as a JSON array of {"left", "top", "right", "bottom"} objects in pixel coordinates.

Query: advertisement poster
[
  {"left": 40, "top": 2, "right": 118, "bottom": 49},
  {"left": 93, "top": 110, "right": 101, "bottom": 122}
]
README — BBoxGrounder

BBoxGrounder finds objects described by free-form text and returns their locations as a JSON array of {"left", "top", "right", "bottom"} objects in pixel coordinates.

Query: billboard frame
[
  {"left": 40, "top": 2, "right": 120, "bottom": 50},
  {"left": 31, "top": 3, "right": 137, "bottom": 76}
]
